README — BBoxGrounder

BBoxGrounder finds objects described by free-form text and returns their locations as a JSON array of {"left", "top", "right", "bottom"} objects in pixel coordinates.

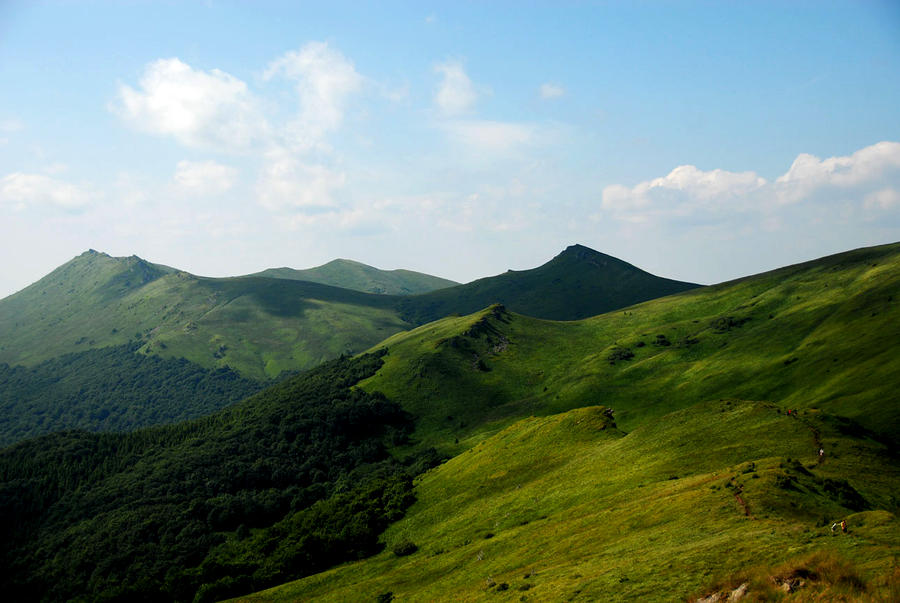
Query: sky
[{"left": 1, "top": 1, "right": 899, "bottom": 299}]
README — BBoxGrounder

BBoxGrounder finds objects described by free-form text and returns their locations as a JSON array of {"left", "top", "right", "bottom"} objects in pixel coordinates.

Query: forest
[
  {"left": 0, "top": 351, "right": 439, "bottom": 602},
  {"left": 0, "top": 342, "right": 264, "bottom": 447}
]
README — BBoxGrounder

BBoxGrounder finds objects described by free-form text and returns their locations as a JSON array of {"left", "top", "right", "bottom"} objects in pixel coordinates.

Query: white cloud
[
  {"left": 775, "top": 141, "right": 900, "bottom": 204},
  {"left": 442, "top": 120, "right": 537, "bottom": 153},
  {"left": 173, "top": 160, "right": 237, "bottom": 195},
  {"left": 601, "top": 141, "right": 900, "bottom": 221},
  {"left": 434, "top": 60, "right": 477, "bottom": 116},
  {"left": 539, "top": 83, "right": 565, "bottom": 99},
  {"left": 256, "top": 149, "right": 345, "bottom": 211},
  {"left": 113, "top": 58, "right": 268, "bottom": 150},
  {"left": 601, "top": 165, "right": 767, "bottom": 215},
  {"left": 264, "top": 42, "right": 363, "bottom": 150},
  {"left": 0, "top": 172, "right": 93, "bottom": 210}
]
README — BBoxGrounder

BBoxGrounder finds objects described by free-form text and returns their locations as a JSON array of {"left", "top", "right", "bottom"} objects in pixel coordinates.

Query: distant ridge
[
  {"left": 397, "top": 243, "right": 701, "bottom": 324},
  {"left": 0, "top": 251, "right": 408, "bottom": 378},
  {"left": 251, "top": 258, "right": 459, "bottom": 295},
  {"left": 0, "top": 244, "right": 699, "bottom": 381}
]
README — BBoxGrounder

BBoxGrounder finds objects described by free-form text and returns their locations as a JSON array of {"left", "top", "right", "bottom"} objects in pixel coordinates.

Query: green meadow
[
  {"left": 362, "top": 242, "right": 900, "bottom": 452},
  {"left": 233, "top": 242, "right": 900, "bottom": 601},
  {"left": 236, "top": 402, "right": 897, "bottom": 601}
]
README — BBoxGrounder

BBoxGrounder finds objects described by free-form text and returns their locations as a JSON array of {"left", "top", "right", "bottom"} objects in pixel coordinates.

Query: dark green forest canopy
[
  {"left": 0, "top": 352, "right": 437, "bottom": 603},
  {"left": 0, "top": 343, "right": 265, "bottom": 447}
]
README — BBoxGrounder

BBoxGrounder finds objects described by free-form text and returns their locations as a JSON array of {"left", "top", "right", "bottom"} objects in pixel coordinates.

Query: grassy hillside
[
  {"left": 252, "top": 258, "right": 459, "bottom": 295},
  {"left": 362, "top": 242, "right": 900, "bottom": 452},
  {"left": 396, "top": 244, "right": 700, "bottom": 324},
  {"left": 0, "top": 250, "right": 411, "bottom": 379},
  {"left": 229, "top": 241, "right": 900, "bottom": 601},
  {"left": 236, "top": 402, "right": 898, "bottom": 602},
  {"left": 0, "top": 245, "right": 699, "bottom": 381}
]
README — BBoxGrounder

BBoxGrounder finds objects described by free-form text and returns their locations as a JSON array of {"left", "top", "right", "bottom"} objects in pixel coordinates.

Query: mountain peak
[
  {"left": 552, "top": 244, "right": 632, "bottom": 269},
  {"left": 556, "top": 243, "right": 613, "bottom": 260},
  {"left": 79, "top": 249, "right": 109, "bottom": 258}
]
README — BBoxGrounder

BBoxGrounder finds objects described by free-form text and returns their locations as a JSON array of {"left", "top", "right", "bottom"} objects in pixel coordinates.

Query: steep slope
[
  {"left": 252, "top": 258, "right": 459, "bottom": 295},
  {"left": 362, "top": 242, "right": 900, "bottom": 451},
  {"left": 0, "top": 250, "right": 412, "bottom": 379},
  {"left": 237, "top": 401, "right": 899, "bottom": 602},
  {"left": 0, "top": 250, "right": 175, "bottom": 366},
  {"left": 396, "top": 244, "right": 701, "bottom": 324},
  {"left": 234, "top": 242, "right": 900, "bottom": 602}
]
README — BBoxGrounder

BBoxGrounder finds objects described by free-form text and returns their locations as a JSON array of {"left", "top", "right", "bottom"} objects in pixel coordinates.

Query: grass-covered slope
[
  {"left": 396, "top": 244, "right": 701, "bottom": 324},
  {"left": 0, "top": 245, "right": 699, "bottom": 381},
  {"left": 363, "top": 242, "right": 900, "bottom": 452},
  {"left": 237, "top": 401, "right": 898, "bottom": 602},
  {"left": 230, "top": 241, "right": 900, "bottom": 601},
  {"left": 0, "top": 250, "right": 412, "bottom": 379},
  {"left": 252, "top": 258, "right": 459, "bottom": 295}
]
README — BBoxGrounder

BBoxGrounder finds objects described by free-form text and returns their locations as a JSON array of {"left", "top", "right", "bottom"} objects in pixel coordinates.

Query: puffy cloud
[
  {"left": 113, "top": 58, "right": 268, "bottom": 150},
  {"left": 256, "top": 149, "right": 345, "bottom": 211},
  {"left": 0, "top": 172, "right": 93, "bottom": 210},
  {"left": 264, "top": 42, "right": 363, "bottom": 149},
  {"left": 173, "top": 160, "right": 237, "bottom": 196},
  {"left": 602, "top": 165, "right": 766, "bottom": 215},
  {"left": 434, "top": 60, "right": 477, "bottom": 116},
  {"left": 539, "top": 83, "right": 565, "bottom": 99},
  {"left": 775, "top": 141, "right": 900, "bottom": 204},
  {"left": 601, "top": 141, "right": 900, "bottom": 221}
]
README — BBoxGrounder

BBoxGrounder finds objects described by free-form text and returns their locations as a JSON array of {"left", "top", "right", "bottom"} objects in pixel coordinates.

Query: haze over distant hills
[
  {"left": 0, "top": 244, "right": 699, "bottom": 444},
  {"left": 0, "top": 245, "right": 699, "bottom": 379},
  {"left": 250, "top": 258, "right": 460, "bottom": 295}
]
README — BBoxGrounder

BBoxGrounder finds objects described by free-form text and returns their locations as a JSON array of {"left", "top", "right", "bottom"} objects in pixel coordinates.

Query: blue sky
[{"left": 1, "top": 1, "right": 899, "bottom": 298}]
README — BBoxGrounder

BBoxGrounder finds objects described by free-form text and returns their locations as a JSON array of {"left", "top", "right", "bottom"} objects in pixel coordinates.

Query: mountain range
[
  {"left": 0, "top": 245, "right": 699, "bottom": 445},
  {"left": 0, "top": 242, "right": 897, "bottom": 602},
  {"left": 250, "top": 258, "right": 460, "bottom": 295}
]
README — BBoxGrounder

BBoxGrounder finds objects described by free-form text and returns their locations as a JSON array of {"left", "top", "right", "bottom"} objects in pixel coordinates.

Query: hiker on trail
[
  {"left": 841, "top": 520, "right": 847, "bottom": 533},
  {"left": 819, "top": 448, "right": 825, "bottom": 458},
  {"left": 831, "top": 522, "right": 838, "bottom": 533}
]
